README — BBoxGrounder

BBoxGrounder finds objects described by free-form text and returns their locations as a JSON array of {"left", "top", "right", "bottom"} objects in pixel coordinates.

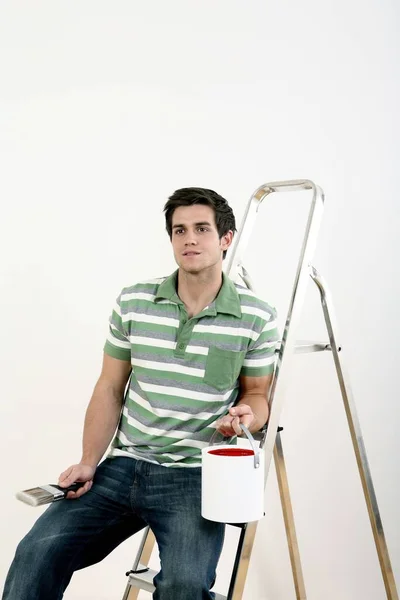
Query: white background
[{"left": 0, "top": 1, "right": 399, "bottom": 599}]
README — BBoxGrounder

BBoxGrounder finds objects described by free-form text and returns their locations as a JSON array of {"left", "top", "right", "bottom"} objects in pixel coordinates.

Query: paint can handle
[{"left": 209, "top": 423, "right": 260, "bottom": 469}]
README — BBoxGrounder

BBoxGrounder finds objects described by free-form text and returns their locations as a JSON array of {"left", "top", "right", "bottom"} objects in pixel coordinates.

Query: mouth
[{"left": 183, "top": 251, "right": 201, "bottom": 257}]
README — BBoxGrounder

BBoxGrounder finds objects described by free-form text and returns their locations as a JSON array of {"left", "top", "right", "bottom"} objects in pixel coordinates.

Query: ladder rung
[
  {"left": 275, "top": 340, "right": 337, "bottom": 354},
  {"left": 293, "top": 340, "right": 340, "bottom": 353},
  {"left": 127, "top": 566, "right": 226, "bottom": 599}
]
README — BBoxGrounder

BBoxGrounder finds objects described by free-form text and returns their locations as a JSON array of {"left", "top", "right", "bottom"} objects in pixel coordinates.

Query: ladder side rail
[
  {"left": 310, "top": 266, "right": 399, "bottom": 600},
  {"left": 260, "top": 186, "right": 323, "bottom": 475},
  {"left": 259, "top": 181, "right": 324, "bottom": 470},
  {"left": 122, "top": 526, "right": 156, "bottom": 600},
  {"left": 227, "top": 522, "right": 259, "bottom": 600},
  {"left": 226, "top": 180, "right": 324, "bottom": 598},
  {"left": 274, "top": 432, "right": 307, "bottom": 600},
  {"left": 227, "top": 180, "right": 324, "bottom": 481}
]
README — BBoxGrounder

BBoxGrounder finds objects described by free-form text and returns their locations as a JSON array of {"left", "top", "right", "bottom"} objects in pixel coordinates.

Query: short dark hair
[{"left": 163, "top": 187, "right": 236, "bottom": 259}]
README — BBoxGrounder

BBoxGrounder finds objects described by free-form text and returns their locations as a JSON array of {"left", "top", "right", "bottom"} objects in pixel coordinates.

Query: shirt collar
[{"left": 155, "top": 270, "right": 242, "bottom": 318}]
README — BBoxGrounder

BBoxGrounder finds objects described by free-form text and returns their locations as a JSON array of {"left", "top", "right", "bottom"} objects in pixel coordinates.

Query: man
[{"left": 3, "top": 187, "right": 279, "bottom": 600}]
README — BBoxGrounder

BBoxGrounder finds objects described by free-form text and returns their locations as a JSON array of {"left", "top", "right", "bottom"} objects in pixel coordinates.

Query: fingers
[
  {"left": 229, "top": 405, "right": 253, "bottom": 419},
  {"left": 58, "top": 464, "right": 95, "bottom": 494},
  {"left": 216, "top": 405, "right": 255, "bottom": 436},
  {"left": 216, "top": 405, "right": 254, "bottom": 437},
  {"left": 217, "top": 417, "right": 237, "bottom": 437},
  {"left": 58, "top": 466, "right": 75, "bottom": 487},
  {"left": 231, "top": 416, "right": 242, "bottom": 436},
  {"left": 66, "top": 480, "right": 93, "bottom": 500},
  {"left": 229, "top": 406, "right": 254, "bottom": 430},
  {"left": 216, "top": 417, "right": 242, "bottom": 437}
]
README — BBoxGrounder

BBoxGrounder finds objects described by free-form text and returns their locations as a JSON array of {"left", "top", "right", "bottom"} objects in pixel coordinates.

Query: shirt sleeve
[
  {"left": 103, "top": 291, "right": 131, "bottom": 361},
  {"left": 240, "top": 306, "right": 279, "bottom": 377}
]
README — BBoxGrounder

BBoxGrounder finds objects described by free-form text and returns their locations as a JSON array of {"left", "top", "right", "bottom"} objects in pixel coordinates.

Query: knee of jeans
[{"left": 14, "top": 529, "right": 62, "bottom": 566}]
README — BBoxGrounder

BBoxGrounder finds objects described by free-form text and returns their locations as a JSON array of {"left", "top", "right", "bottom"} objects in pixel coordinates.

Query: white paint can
[{"left": 201, "top": 425, "right": 265, "bottom": 523}]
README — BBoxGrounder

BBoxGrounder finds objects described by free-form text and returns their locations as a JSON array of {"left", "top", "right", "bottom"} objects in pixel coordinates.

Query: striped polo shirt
[{"left": 104, "top": 270, "right": 279, "bottom": 467}]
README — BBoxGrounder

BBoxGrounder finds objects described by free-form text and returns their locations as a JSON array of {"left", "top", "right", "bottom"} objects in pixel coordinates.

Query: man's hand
[
  {"left": 216, "top": 404, "right": 256, "bottom": 438},
  {"left": 58, "top": 464, "right": 96, "bottom": 499}
]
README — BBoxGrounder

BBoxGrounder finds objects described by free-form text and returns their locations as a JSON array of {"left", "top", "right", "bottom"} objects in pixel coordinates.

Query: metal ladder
[{"left": 121, "top": 180, "right": 398, "bottom": 600}]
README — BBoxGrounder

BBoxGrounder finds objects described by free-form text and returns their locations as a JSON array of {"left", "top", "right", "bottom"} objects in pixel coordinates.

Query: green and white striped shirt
[{"left": 104, "top": 270, "right": 279, "bottom": 467}]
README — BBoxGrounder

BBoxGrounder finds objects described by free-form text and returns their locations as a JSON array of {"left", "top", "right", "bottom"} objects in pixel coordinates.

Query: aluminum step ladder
[{"left": 121, "top": 180, "right": 398, "bottom": 600}]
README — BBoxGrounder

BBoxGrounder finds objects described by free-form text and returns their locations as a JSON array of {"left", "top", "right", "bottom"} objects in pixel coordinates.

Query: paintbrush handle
[{"left": 52, "top": 482, "right": 85, "bottom": 493}]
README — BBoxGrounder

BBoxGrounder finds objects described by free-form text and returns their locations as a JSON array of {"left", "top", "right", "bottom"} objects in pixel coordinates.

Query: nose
[{"left": 184, "top": 233, "right": 198, "bottom": 245}]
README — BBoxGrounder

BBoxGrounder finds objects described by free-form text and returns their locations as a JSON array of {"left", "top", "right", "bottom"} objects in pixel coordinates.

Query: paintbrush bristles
[{"left": 16, "top": 485, "right": 66, "bottom": 507}]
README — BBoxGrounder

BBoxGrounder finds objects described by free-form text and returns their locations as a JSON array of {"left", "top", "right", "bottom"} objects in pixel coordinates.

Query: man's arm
[
  {"left": 216, "top": 374, "right": 273, "bottom": 437},
  {"left": 58, "top": 353, "right": 131, "bottom": 498}
]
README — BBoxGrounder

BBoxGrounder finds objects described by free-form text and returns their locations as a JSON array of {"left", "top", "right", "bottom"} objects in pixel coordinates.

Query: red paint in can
[{"left": 208, "top": 448, "right": 254, "bottom": 457}]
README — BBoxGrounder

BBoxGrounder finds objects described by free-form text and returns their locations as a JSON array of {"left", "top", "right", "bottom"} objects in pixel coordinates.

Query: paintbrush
[{"left": 16, "top": 482, "right": 85, "bottom": 507}]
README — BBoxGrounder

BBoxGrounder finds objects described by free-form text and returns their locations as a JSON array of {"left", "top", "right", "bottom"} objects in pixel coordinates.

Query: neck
[{"left": 177, "top": 267, "right": 223, "bottom": 317}]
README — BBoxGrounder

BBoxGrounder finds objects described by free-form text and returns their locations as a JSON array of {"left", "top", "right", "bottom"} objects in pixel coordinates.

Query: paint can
[{"left": 201, "top": 424, "right": 265, "bottom": 523}]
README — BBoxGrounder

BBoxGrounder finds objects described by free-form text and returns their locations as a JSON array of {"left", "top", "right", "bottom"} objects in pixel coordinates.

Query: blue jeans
[{"left": 3, "top": 457, "right": 225, "bottom": 600}]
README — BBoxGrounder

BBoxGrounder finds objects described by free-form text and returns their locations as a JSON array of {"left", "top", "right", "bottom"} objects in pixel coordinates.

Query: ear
[{"left": 220, "top": 230, "right": 234, "bottom": 251}]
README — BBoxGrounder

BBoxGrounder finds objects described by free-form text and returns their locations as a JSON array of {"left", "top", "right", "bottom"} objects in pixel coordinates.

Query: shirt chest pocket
[{"left": 203, "top": 347, "right": 246, "bottom": 391}]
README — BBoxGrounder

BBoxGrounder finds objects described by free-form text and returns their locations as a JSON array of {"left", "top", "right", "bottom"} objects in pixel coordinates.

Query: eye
[
  {"left": 197, "top": 227, "right": 209, "bottom": 232},
  {"left": 174, "top": 229, "right": 184, "bottom": 235}
]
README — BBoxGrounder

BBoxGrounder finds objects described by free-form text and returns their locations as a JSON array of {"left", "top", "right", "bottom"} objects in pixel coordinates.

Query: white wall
[{"left": 1, "top": 1, "right": 399, "bottom": 599}]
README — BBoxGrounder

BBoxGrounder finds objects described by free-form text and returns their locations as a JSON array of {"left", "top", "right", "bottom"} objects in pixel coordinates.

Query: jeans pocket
[{"left": 203, "top": 347, "right": 246, "bottom": 391}]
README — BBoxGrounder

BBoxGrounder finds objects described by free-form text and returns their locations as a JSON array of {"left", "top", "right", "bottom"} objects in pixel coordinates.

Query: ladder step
[
  {"left": 127, "top": 566, "right": 227, "bottom": 599},
  {"left": 127, "top": 566, "right": 155, "bottom": 594}
]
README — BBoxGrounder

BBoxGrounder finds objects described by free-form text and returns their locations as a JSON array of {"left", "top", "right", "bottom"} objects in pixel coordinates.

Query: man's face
[{"left": 170, "top": 204, "right": 233, "bottom": 275}]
